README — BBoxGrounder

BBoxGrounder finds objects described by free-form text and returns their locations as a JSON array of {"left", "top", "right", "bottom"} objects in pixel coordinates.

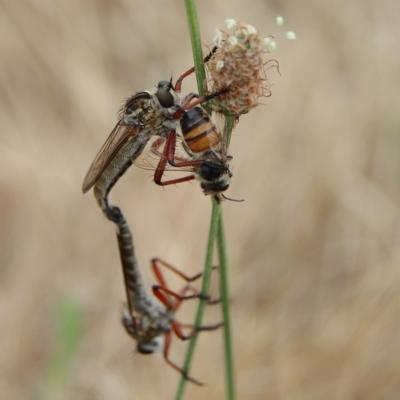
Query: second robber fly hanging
[{"left": 111, "top": 204, "right": 221, "bottom": 385}]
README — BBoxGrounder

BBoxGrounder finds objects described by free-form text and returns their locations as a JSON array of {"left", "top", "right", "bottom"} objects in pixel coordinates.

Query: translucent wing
[
  {"left": 134, "top": 136, "right": 193, "bottom": 173},
  {"left": 212, "top": 111, "right": 231, "bottom": 159},
  {"left": 82, "top": 121, "right": 140, "bottom": 193}
]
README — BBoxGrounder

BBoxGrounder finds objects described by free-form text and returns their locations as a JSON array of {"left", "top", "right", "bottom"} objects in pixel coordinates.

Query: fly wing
[
  {"left": 134, "top": 135, "right": 193, "bottom": 172},
  {"left": 213, "top": 111, "right": 234, "bottom": 161},
  {"left": 82, "top": 121, "right": 139, "bottom": 193}
]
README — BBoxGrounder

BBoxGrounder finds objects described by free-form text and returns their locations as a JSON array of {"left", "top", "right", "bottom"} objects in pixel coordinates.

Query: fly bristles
[{"left": 207, "top": 20, "right": 278, "bottom": 116}]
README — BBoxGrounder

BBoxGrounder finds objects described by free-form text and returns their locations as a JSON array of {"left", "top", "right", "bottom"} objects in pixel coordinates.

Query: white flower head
[
  {"left": 216, "top": 60, "right": 224, "bottom": 72},
  {"left": 263, "top": 37, "right": 277, "bottom": 51},
  {"left": 240, "top": 28, "right": 249, "bottom": 38},
  {"left": 214, "top": 29, "right": 223, "bottom": 46},
  {"left": 225, "top": 19, "right": 237, "bottom": 31},
  {"left": 263, "top": 37, "right": 272, "bottom": 47},
  {"left": 247, "top": 24, "right": 257, "bottom": 35},
  {"left": 269, "top": 40, "right": 277, "bottom": 51},
  {"left": 285, "top": 31, "right": 297, "bottom": 40},
  {"left": 228, "top": 36, "right": 238, "bottom": 47}
]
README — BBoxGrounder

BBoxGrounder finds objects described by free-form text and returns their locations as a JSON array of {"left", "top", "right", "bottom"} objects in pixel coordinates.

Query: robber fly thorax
[{"left": 82, "top": 80, "right": 182, "bottom": 222}]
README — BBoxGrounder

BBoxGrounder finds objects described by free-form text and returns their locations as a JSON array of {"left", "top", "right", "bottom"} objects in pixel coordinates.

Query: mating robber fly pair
[{"left": 82, "top": 49, "right": 232, "bottom": 385}]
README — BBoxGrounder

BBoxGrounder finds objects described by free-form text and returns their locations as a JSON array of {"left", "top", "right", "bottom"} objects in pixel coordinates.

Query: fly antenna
[{"left": 221, "top": 194, "right": 244, "bottom": 202}]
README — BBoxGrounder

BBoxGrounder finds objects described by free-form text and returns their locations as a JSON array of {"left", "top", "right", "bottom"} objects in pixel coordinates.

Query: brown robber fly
[{"left": 112, "top": 204, "right": 220, "bottom": 385}]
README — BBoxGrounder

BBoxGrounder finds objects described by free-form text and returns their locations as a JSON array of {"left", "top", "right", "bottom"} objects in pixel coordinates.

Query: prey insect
[
  {"left": 151, "top": 103, "right": 233, "bottom": 198},
  {"left": 144, "top": 51, "right": 234, "bottom": 198},
  {"left": 82, "top": 47, "right": 231, "bottom": 221},
  {"left": 113, "top": 205, "right": 221, "bottom": 385}
]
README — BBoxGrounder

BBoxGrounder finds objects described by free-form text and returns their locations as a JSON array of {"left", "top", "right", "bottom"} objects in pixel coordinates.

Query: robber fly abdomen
[{"left": 93, "top": 132, "right": 148, "bottom": 221}]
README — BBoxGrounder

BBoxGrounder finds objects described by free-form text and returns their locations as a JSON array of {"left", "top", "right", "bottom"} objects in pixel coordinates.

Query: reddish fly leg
[{"left": 150, "top": 258, "right": 222, "bottom": 385}]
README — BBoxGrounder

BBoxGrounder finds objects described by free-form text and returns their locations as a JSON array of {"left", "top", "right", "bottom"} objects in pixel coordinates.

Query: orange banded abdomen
[{"left": 180, "top": 107, "right": 220, "bottom": 153}]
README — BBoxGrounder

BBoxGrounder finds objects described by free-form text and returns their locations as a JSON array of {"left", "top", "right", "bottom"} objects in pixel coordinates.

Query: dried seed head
[{"left": 207, "top": 20, "right": 279, "bottom": 116}]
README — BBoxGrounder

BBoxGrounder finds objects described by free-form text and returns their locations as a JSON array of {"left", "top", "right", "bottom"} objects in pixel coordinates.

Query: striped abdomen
[
  {"left": 180, "top": 107, "right": 219, "bottom": 153},
  {"left": 114, "top": 206, "right": 152, "bottom": 314}
]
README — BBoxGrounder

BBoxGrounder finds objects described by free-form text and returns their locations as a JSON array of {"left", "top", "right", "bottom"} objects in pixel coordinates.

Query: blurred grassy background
[{"left": 1, "top": 0, "right": 400, "bottom": 399}]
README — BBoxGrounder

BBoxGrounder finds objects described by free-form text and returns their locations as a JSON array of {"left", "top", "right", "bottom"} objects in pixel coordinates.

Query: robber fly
[
  {"left": 82, "top": 80, "right": 181, "bottom": 221},
  {"left": 82, "top": 48, "right": 230, "bottom": 221},
  {"left": 112, "top": 205, "right": 220, "bottom": 385}
]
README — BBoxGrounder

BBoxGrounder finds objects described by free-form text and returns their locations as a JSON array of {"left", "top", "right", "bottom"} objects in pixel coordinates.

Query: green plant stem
[
  {"left": 38, "top": 297, "right": 83, "bottom": 400},
  {"left": 217, "top": 211, "right": 236, "bottom": 400},
  {"left": 225, "top": 115, "right": 236, "bottom": 148},
  {"left": 175, "top": 2, "right": 236, "bottom": 400},
  {"left": 174, "top": 198, "right": 221, "bottom": 400},
  {"left": 183, "top": 0, "right": 207, "bottom": 98}
]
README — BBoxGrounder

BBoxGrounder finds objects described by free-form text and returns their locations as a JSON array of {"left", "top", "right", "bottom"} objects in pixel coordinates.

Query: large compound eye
[
  {"left": 156, "top": 81, "right": 174, "bottom": 108},
  {"left": 158, "top": 80, "right": 171, "bottom": 88}
]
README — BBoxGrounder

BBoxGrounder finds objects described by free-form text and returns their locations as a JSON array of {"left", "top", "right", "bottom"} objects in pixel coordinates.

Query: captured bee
[{"left": 151, "top": 105, "right": 233, "bottom": 198}]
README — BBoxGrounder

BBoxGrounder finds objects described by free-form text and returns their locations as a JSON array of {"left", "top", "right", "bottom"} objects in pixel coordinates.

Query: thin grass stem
[
  {"left": 174, "top": 198, "right": 220, "bottom": 400},
  {"left": 174, "top": 2, "right": 237, "bottom": 400},
  {"left": 217, "top": 211, "right": 236, "bottom": 400}
]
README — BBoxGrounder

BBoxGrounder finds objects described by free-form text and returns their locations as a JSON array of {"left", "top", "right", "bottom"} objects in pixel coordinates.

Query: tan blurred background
[{"left": 1, "top": 0, "right": 400, "bottom": 399}]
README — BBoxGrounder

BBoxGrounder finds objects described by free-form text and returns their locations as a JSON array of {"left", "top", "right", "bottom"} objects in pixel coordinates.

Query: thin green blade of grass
[
  {"left": 38, "top": 296, "right": 83, "bottom": 400},
  {"left": 175, "top": 1, "right": 236, "bottom": 399}
]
